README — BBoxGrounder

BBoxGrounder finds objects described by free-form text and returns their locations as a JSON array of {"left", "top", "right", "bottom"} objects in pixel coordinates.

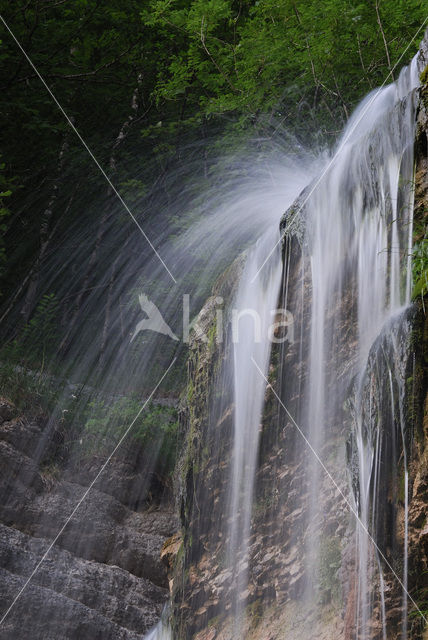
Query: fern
[
  {"left": 412, "top": 238, "right": 428, "bottom": 300},
  {"left": 19, "top": 293, "right": 59, "bottom": 366}
]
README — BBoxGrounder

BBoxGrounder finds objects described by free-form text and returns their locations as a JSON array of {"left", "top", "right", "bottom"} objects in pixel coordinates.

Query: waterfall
[
  {"left": 136, "top": 155, "right": 314, "bottom": 640},
  {"left": 348, "top": 61, "right": 417, "bottom": 639},
  {"left": 0, "top": 104, "right": 315, "bottom": 638},
  {"left": 281, "top": 53, "right": 419, "bottom": 637},
  {"left": 145, "top": 608, "right": 172, "bottom": 640},
  {"left": 228, "top": 229, "right": 282, "bottom": 634},
  {"left": 145, "top": 621, "right": 172, "bottom": 640}
]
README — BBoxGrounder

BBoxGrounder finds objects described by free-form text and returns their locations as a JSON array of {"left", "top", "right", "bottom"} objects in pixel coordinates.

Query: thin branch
[
  {"left": 356, "top": 33, "right": 373, "bottom": 89},
  {"left": 9, "top": 45, "right": 137, "bottom": 86},
  {"left": 200, "top": 16, "right": 240, "bottom": 95},
  {"left": 375, "top": 0, "right": 393, "bottom": 80},
  {"left": 332, "top": 70, "right": 349, "bottom": 120}
]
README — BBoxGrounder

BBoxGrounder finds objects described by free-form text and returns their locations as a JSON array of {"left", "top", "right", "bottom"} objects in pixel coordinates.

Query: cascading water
[
  {"left": 145, "top": 608, "right": 173, "bottom": 640},
  {"left": 228, "top": 230, "right": 282, "bottom": 634},
  {"left": 347, "top": 61, "right": 418, "bottom": 639},
  {"left": 282, "top": 48, "right": 419, "bottom": 639},
  {"left": 283, "top": 55, "right": 419, "bottom": 637},
  {"left": 143, "top": 157, "right": 313, "bottom": 640},
  {"left": 0, "top": 114, "right": 314, "bottom": 638}
]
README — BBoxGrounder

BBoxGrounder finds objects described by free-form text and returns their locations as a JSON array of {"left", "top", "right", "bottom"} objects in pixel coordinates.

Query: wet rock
[
  {"left": 0, "top": 400, "right": 14, "bottom": 424},
  {"left": 0, "top": 522, "right": 166, "bottom": 637}
]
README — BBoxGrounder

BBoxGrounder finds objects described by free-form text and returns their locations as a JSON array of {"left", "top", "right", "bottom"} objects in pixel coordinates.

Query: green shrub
[
  {"left": 82, "top": 395, "right": 179, "bottom": 476},
  {"left": 2, "top": 293, "right": 59, "bottom": 370},
  {"left": 0, "top": 358, "right": 59, "bottom": 415},
  {"left": 412, "top": 238, "right": 428, "bottom": 300}
]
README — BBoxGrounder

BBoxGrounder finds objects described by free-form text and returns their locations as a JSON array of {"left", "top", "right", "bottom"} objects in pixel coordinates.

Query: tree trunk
[
  {"left": 20, "top": 133, "right": 70, "bottom": 323},
  {"left": 59, "top": 74, "right": 143, "bottom": 354}
]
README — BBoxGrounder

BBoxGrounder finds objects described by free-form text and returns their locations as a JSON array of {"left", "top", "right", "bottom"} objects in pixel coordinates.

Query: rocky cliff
[{"left": 0, "top": 398, "right": 178, "bottom": 639}]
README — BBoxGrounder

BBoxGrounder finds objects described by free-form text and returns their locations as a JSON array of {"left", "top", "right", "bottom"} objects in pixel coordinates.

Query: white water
[
  {"left": 144, "top": 617, "right": 172, "bottom": 640},
  {"left": 299, "top": 55, "right": 418, "bottom": 635},
  {"left": 353, "top": 61, "right": 418, "bottom": 639},
  {"left": 228, "top": 229, "right": 282, "bottom": 632}
]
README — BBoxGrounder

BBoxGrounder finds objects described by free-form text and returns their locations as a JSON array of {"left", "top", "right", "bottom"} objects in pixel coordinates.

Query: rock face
[
  {"left": 406, "top": 56, "right": 428, "bottom": 640},
  {"left": 0, "top": 400, "right": 178, "bottom": 638},
  {"left": 169, "top": 255, "right": 245, "bottom": 638}
]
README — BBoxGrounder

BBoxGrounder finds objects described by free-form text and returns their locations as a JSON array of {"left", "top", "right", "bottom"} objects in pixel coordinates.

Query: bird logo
[{"left": 130, "top": 293, "right": 179, "bottom": 342}]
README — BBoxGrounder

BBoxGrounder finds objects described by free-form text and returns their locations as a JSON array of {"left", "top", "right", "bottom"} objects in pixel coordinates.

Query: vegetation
[
  {"left": 409, "top": 569, "right": 428, "bottom": 628},
  {"left": 0, "top": 0, "right": 424, "bottom": 334},
  {"left": 81, "top": 396, "right": 179, "bottom": 476},
  {"left": 0, "top": 1, "right": 426, "bottom": 472},
  {"left": 412, "top": 238, "right": 428, "bottom": 300},
  {"left": 0, "top": 359, "right": 60, "bottom": 414},
  {"left": 0, "top": 156, "right": 13, "bottom": 295},
  {"left": 143, "top": 0, "right": 425, "bottom": 138},
  {"left": 0, "top": 0, "right": 425, "bottom": 299}
]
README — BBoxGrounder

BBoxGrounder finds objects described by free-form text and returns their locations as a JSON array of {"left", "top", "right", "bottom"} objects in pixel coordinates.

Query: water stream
[
  {"left": 228, "top": 229, "right": 282, "bottom": 632},
  {"left": 284, "top": 53, "right": 418, "bottom": 638}
]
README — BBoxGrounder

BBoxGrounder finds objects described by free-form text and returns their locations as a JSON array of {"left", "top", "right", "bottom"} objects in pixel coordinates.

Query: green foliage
[
  {"left": 247, "top": 598, "right": 263, "bottom": 630},
  {"left": 412, "top": 237, "right": 428, "bottom": 300},
  {"left": 143, "top": 0, "right": 425, "bottom": 140},
  {"left": 0, "top": 293, "right": 68, "bottom": 414},
  {"left": 0, "top": 0, "right": 424, "bottom": 313},
  {"left": 0, "top": 1, "right": 426, "bottom": 407},
  {"left": 0, "top": 359, "right": 59, "bottom": 415},
  {"left": 253, "top": 487, "right": 279, "bottom": 521},
  {"left": 7, "top": 293, "right": 60, "bottom": 367},
  {"left": 82, "top": 396, "right": 179, "bottom": 475},
  {"left": 420, "top": 65, "right": 428, "bottom": 85},
  {"left": 409, "top": 570, "right": 428, "bottom": 624}
]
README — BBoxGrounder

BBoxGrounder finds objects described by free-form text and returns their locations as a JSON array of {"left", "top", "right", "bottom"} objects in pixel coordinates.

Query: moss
[
  {"left": 172, "top": 253, "right": 244, "bottom": 638},
  {"left": 247, "top": 599, "right": 263, "bottom": 630},
  {"left": 40, "top": 461, "right": 61, "bottom": 490},
  {"left": 411, "top": 237, "right": 428, "bottom": 300},
  {"left": 318, "top": 536, "right": 342, "bottom": 605},
  {"left": 207, "top": 614, "right": 222, "bottom": 628},
  {"left": 420, "top": 64, "right": 428, "bottom": 86},
  {"left": 253, "top": 489, "right": 279, "bottom": 521},
  {"left": 186, "top": 378, "right": 194, "bottom": 404},
  {"left": 422, "top": 84, "right": 428, "bottom": 112},
  {"left": 207, "top": 319, "right": 217, "bottom": 351}
]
